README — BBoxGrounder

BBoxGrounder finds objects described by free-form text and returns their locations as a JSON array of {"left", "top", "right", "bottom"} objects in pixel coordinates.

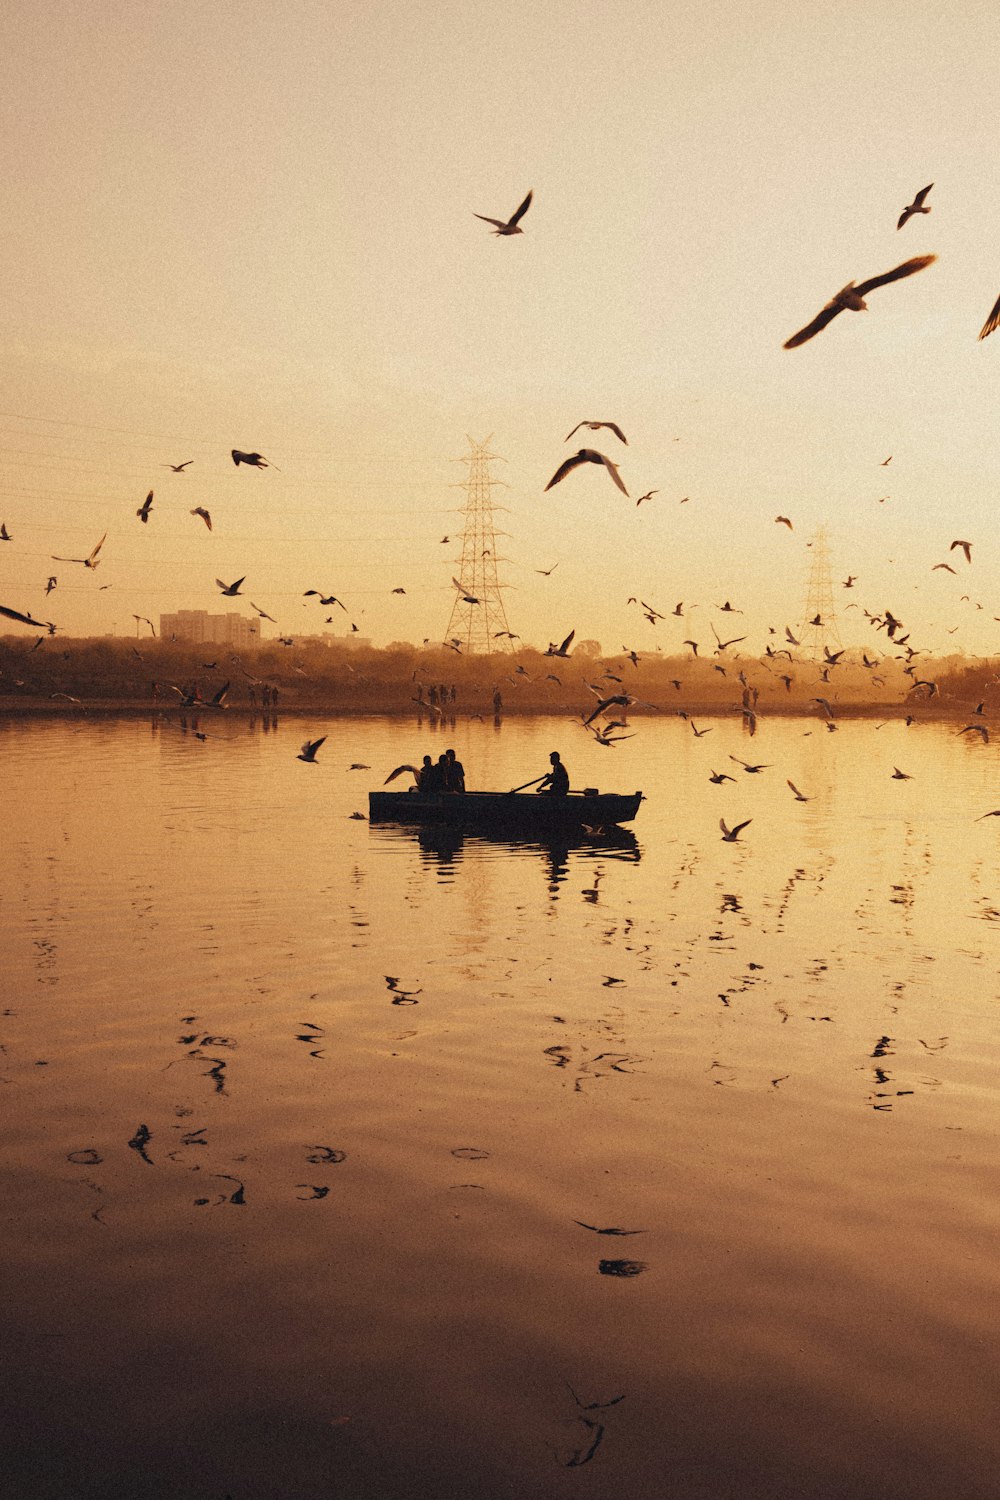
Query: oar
[{"left": 508, "top": 773, "right": 547, "bottom": 794}]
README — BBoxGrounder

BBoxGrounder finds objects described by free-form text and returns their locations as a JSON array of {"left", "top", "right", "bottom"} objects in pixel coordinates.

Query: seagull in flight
[
  {"left": 545, "top": 450, "right": 628, "bottom": 497},
  {"left": 474, "top": 189, "right": 532, "bottom": 235},
  {"left": 545, "top": 629, "right": 575, "bottom": 658},
  {"left": 564, "top": 421, "right": 628, "bottom": 445},
  {"left": 191, "top": 507, "right": 212, "bottom": 530},
  {"left": 216, "top": 575, "right": 245, "bottom": 596},
  {"left": 787, "top": 780, "right": 810, "bottom": 802},
  {"left": 297, "top": 737, "right": 326, "bottom": 763},
  {"left": 783, "top": 255, "right": 936, "bottom": 348},
  {"left": 720, "top": 817, "right": 752, "bottom": 842},
  {"left": 775, "top": 515, "right": 793, "bottom": 529},
  {"left": 897, "top": 183, "right": 933, "bottom": 230},
  {"left": 0, "top": 523, "right": 10, "bottom": 540},
  {"left": 52, "top": 532, "right": 106, "bottom": 569},
  {"left": 162, "top": 460, "right": 193, "bottom": 472},
  {"left": 232, "top": 450, "right": 278, "bottom": 469},
  {"left": 384, "top": 764, "right": 421, "bottom": 784},
  {"left": 0, "top": 602, "right": 55, "bottom": 631},
  {"left": 136, "top": 491, "right": 154, "bottom": 524},
  {"left": 950, "top": 539, "right": 972, "bottom": 563},
  {"left": 634, "top": 490, "right": 658, "bottom": 507}
]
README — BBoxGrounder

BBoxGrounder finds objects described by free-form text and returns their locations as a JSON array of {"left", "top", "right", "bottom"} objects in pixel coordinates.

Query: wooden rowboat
[{"left": 368, "top": 788, "right": 643, "bottom": 831}]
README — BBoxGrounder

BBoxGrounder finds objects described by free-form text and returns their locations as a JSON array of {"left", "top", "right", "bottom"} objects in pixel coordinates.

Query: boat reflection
[{"left": 371, "top": 821, "right": 640, "bottom": 887}]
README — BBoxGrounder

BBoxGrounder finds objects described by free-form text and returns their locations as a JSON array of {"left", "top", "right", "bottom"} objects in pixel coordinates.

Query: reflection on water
[
  {"left": 372, "top": 820, "right": 640, "bottom": 892},
  {"left": 3, "top": 712, "right": 1000, "bottom": 1498}
]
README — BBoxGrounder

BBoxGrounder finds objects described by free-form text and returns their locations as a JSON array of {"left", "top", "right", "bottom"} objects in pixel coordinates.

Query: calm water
[{"left": 3, "top": 710, "right": 1000, "bottom": 1499}]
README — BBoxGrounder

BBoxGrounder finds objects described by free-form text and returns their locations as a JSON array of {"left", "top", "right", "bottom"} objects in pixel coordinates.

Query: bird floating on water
[
  {"left": 783, "top": 255, "right": 936, "bottom": 348},
  {"left": 474, "top": 189, "right": 532, "bottom": 235}
]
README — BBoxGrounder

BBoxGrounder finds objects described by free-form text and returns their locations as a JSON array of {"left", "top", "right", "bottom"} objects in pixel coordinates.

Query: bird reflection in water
[{"left": 372, "top": 823, "right": 640, "bottom": 891}]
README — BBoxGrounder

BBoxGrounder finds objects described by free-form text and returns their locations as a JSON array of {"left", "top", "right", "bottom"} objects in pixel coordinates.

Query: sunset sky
[{"left": 4, "top": 0, "right": 1000, "bottom": 658}]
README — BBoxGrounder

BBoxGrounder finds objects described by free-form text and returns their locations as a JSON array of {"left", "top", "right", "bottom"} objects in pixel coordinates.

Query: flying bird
[
  {"left": 932, "top": 562, "right": 956, "bottom": 573},
  {"left": 191, "top": 507, "right": 212, "bottom": 530},
  {"left": 297, "top": 737, "right": 326, "bottom": 763},
  {"left": 535, "top": 563, "right": 559, "bottom": 575},
  {"left": 783, "top": 255, "right": 936, "bottom": 348},
  {"left": 775, "top": 515, "right": 793, "bottom": 529},
  {"left": 249, "top": 602, "right": 276, "bottom": 621},
  {"left": 474, "top": 189, "right": 532, "bottom": 235},
  {"left": 634, "top": 491, "right": 658, "bottom": 507},
  {"left": 787, "top": 780, "right": 810, "bottom": 802},
  {"left": 950, "top": 539, "right": 972, "bottom": 563},
  {"left": 384, "top": 764, "right": 421, "bottom": 785},
  {"left": 0, "top": 523, "right": 11, "bottom": 540},
  {"left": 897, "top": 183, "right": 933, "bottom": 230},
  {"left": 216, "top": 576, "right": 245, "bottom": 596},
  {"left": 720, "top": 817, "right": 752, "bottom": 842},
  {"left": 891, "top": 766, "right": 912, "bottom": 780},
  {"left": 978, "top": 289, "right": 1000, "bottom": 341},
  {"left": 52, "top": 532, "right": 106, "bottom": 569},
  {"left": 545, "top": 450, "right": 628, "bottom": 497},
  {"left": 545, "top": 629, "right": 576, "bottom": 658},
  {"left": 163, "top": 460, "right": 193, "bottom": 472},
  {"left": 232, "top": 450, "right": 278, "bottom": 469},
  {"left": 729, "top": 755, "right": 771, "bottom": 773},
  {"left": 708, "top": 770, "right": 736, "bottom": 784},
  {"left": 564, "top": 421, "right": 628, "bottom": 445},
  {"left": 959, "top": 724, "right": 989, "bottom": 743},
  {"left": 45, "top": 577, "right": 57, "bottom": 595},
  {"left": 136, "top": 491, "right": 153, "bottom": 524},
  {"left": 391, "top": 587, "right": 406, "bottom": 595},
  {"left": 0, "top": 603, "right": 55, "bottom": 631}
]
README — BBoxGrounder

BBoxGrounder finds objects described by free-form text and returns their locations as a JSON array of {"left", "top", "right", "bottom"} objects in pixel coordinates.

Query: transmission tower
[
  {"left": 799, "top": 526, "right": 843, "bottom": 659},
  {"left": 444, "top": 437, "right": 516, "bottom": 653}
]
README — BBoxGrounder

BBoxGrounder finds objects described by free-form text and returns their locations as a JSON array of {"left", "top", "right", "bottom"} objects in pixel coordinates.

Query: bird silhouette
[
  {"left": 787, "top": 780, "right": 810, "bottom": 801},
  {"left": 216, "top": 576, "right": 245, "bottom": 596},
  {"left": 950, "top": 539, "right": 972, "bottom": 563},
  {"left": 708, "top": 770, "right": 736, "bottom": 784},
  {"left": 52, "top": 533, "right": 106, "bottom": 568},
  {"left": 720, "top": 817, "right": 752, "bottom": 842},
  {"left": 545, "top": 450, "right": 628, "bottom": 497},
  {"left": 232, "top": 450, "right": 278, "bottom": 469},
  {"left": 0, "top": 523, "right": 10, "bottom": 541},
  {"left": 384, "top": 764, "right": 421, "bottom": 784},
  {"left": 474, "top": 189, "right": 533, "bottom": 235},
  {"left": 783, "top": 255, "right": 936, "bottom": 348},
  {"left": 137, "top": 491, "right": 154, "bottom": 524},
  {"left": 163, "top": 460, "right": 193, "bottom": 472},
  {"left": 775, "top": 515, "right": 793, "bottom": 529},
  {"left": 191, "top": 507, "right": 212, "bottom": 530},
  {"left": 897, "top": 183, "right": 932, "bottom": 230},
  {"left": 545, "top": 629, "right": 576, "bottom": 658},
  {"left": 564, "top": 420, "right": 628, "bottom": 445},
  {"left": 298, "top": 737, "right": 326, "bottom": 763}
]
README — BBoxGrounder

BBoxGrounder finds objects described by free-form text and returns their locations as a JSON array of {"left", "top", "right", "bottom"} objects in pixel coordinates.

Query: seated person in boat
[
  {"left": 415, "top": 754, "right": 435, "bottom": 790},
  {"left": 421, "top": 755, "right": 447, "bottom": 794},
  {"left": 538, "top": 750, "right": 570, "bottom": 796},
  {"left": 444, "top": 748, "right": 465, "bottom": 792}
]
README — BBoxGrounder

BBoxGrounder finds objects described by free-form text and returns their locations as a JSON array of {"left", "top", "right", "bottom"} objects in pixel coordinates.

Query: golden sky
[{"left": 3, "top": 0, "right": 1000, "bottom": 657}]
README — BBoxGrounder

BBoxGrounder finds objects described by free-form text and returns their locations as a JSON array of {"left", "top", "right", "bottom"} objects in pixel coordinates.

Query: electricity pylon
[
  {"left": 444, "top": 437, "right": 516, "bottom": 653},
  {"left": 800, "top": 526, "right": 843, "bottom": 659}
]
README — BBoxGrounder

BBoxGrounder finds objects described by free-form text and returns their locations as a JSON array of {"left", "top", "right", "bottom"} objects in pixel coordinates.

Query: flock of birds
[{"left": 5, "top": 181, "right": 1000, "bottom": 830}]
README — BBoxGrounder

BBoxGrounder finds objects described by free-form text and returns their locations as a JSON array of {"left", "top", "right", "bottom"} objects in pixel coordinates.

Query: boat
[{"left": 368, "top": 787, "right": 643, "bottom": 831}]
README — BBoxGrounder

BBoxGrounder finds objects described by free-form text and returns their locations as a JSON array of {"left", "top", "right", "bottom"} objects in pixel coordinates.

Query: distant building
[{"left": 159, "top": 610, "right": 259, "bottom": 647}]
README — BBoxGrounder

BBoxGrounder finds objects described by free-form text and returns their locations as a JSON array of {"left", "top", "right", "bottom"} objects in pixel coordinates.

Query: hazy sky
[{"left": 4, "top": 0, "right": 1000, "bottom": 658}]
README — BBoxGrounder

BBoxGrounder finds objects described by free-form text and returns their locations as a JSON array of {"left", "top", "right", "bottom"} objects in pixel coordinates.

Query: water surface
[{"left": 3, "top": 712, "right": 999, "bottom": 1498}]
